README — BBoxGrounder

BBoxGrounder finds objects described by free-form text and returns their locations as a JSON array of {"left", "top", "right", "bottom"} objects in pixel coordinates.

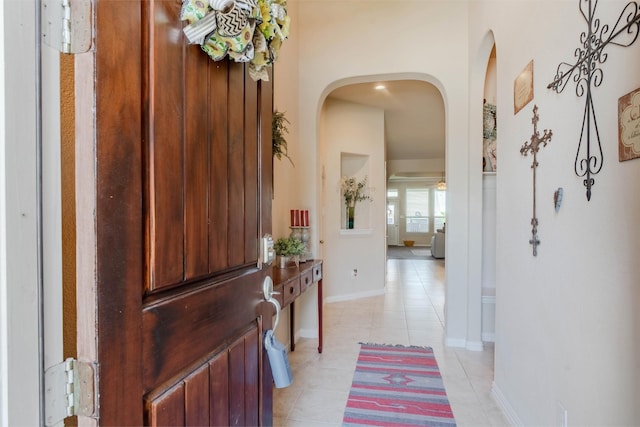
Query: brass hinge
[
  {"left": 41, "top": 0, "right": 92, "bottom": 53},
  {"left": 44, "top": 358, "right": 98, "bottom": 426}
]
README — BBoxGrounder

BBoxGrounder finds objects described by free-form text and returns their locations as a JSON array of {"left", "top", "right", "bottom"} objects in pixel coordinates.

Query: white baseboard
[
  {"left": 295, "top": 328, "right": 318, "bottom": 340},
  {"left": 482, "top": 332, "right": 495, "bottom": 342},
  {"left": 466, "top": 340, "right": 484, "bottom": 351},
  {"left": 324, "top": 288, "right": 385, "bottom": 304},
  {"left": 445, "top": 337, "right": 466, "bottom": 348},
  {"left": 446, "top": 338, "right": 491, "bottom": 351},
  {"left": 491, "top": 381, "right": 523, "bottom": 426},
  {"left": 482, "top": 295, "right": 496, "bottom": 343}
]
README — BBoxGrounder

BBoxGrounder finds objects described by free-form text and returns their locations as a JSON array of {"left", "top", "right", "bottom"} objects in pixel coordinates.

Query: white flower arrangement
[{"left": 340, "top": 176, "right": 371, "bottom": 207}]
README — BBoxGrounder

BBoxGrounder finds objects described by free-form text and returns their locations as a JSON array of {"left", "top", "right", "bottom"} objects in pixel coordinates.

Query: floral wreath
[{"left": 180, "top": 0, "right": 290, "bottom": 81}]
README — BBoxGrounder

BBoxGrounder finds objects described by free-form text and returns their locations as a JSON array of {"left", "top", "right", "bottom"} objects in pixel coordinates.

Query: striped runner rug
[{"left": 342, "top": 343, "right": 456, "bottom": 426}]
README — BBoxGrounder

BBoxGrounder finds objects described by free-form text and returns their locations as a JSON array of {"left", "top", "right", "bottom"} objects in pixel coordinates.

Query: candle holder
[{"left": 290, "top": 226, "right": 311, "bottom": 262}]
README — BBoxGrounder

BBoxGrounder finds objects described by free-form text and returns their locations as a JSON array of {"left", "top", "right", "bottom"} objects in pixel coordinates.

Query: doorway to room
[{"left": 387, "top": 199, "right": 399, "bottom": 246}]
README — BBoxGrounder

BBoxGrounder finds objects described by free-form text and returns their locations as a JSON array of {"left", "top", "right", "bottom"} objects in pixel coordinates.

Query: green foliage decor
[
  {"left": 274, "top": 236, "right": 305, "bottom": 256},
  {"left": 272, "top": 110, "right": 294, "bottom": 166}
]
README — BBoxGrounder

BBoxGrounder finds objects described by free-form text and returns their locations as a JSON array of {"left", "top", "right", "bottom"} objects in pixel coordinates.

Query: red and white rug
[{"left": 342, "top": 343, "right": 456, "bottom": 426}]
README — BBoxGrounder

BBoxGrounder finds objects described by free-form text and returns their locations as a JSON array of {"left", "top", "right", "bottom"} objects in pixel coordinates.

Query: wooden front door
[{"left": 76, "top": 0, "right": 274, "bottom": 424}]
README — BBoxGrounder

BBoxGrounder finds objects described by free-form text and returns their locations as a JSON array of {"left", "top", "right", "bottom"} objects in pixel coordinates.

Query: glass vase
[{"left": 346, "top": 205, "right": 355, "bottom": 229}]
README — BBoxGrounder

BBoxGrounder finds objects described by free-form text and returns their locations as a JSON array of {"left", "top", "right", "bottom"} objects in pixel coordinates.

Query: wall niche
[{"left": 340, "top": 152, "right": 371, "bottom": 231}]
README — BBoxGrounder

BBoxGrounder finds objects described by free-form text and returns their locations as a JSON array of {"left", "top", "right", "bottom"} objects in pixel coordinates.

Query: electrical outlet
[
  {"left": 352, "top": 269, "right": 358, "bottom": 278},
  {"left": 556, "top": 402, "right": 568, "bottom": 427}
]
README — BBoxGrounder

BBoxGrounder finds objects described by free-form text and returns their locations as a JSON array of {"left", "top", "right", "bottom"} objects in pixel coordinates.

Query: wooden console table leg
[
  {"left": 318, "top": 278, "right": 323, "bottom": 353},
  {"left": 290, "top": 301, "right": 295, "bottom": 352}
]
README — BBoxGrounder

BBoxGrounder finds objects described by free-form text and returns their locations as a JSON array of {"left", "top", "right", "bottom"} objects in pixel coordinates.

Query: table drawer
[
  {"left": 282, "top": 278, "right": 300, "bottom": 307},
  {"left": 313, "top": 263, "right": 322, "bottom": 282},
  {"left": 300, "top": 269, "right": 314, "bottom": 293}
]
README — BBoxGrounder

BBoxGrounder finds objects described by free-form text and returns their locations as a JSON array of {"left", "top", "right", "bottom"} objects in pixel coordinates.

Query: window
[
  {"left": 434, "top": 189, "right": 446, "bottom": 230},
  {"left": 387, "top": 189, "right": 398, "bottom": 198},
  {"left": 405, "top": 188, "right": 429, "bottom": 233},
  {"left": 400, "top": 186, "right": 446, "bottom": 234}
]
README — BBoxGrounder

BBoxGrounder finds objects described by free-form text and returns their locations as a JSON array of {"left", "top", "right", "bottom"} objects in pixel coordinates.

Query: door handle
[
  {"left": 263, "top": 276, "right": 281, "bottom": 330},
  {"left": 266, "top": 297, "right": 281, "bottom": 331}
]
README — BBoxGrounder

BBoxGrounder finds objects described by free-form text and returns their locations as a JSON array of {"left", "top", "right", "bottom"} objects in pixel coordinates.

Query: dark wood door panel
[
  {"left": 144, "top": 0, "right": 185, "bottom": 289},
  {"left": 146, "top": 382, "right": 185, "bottom": 426},
  {"left": 209, "top": 351, "right": 230, "bottom": 426},
  {"left": 94, "top": 0, "right": 145, "bottom": 424},
  {"left": 145, "top": 325, "right": 261, "bottom": 426},
  {"left": 184, "top": 365, "right": 210, "bottom": 426},
  {"left": 209, "top": 60, "right": 230, "bottom": 273},
  {"left": 143, "top": 0, "right": 264, "bottom": 292},
  {"left": 184, "top": 47, "right": 212, "bottom": 280},
  {"left": 142, "top": 268, "right": 269, "bottom": 391},
  {"left": 92, "top": 0, "right": 274, "bottom": 423},
  {"left": 243, "top": 71, "right": 259, "bottom": 265}
]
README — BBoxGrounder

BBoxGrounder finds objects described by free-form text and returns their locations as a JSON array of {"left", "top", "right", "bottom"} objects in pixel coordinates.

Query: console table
[{"left": 272, "top": 259, "right": 323, "bottom": 353}]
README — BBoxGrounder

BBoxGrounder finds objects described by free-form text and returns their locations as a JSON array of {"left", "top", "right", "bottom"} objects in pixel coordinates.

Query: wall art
[
  {"left": 520, "top": 105, "right": 553, "bottom": 256},
  {"left": 618, "top": 86, "right": 640, "bottom": 162},
  {"left": 514, "top": 60, "right": 534, "bottom": 115},
  {"left": 548, "top": 0, "right": 640, "bottom": 200}
]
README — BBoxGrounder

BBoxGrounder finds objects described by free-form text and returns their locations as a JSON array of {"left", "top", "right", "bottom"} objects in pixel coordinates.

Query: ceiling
[{"left": 326, "top": 80, "right": 446, "bottom": 175}]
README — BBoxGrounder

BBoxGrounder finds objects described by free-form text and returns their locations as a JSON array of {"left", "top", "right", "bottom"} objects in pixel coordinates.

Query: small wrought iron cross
[
  {"left": 520, "top": 105, "right": 553, "bottom": 256},
  {"left": 548, "top": 0, "right": 640, "bottom": 201}
]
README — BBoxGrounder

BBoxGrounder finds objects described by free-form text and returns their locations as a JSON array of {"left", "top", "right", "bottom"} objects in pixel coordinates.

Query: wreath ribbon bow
[{"left": 181, "top": 0, "right": 289, "bottom": 81}]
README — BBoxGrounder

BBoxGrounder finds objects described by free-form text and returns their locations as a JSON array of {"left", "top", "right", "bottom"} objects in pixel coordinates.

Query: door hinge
[
  {"left": 44, "top": 358, "right": 98, "bottom": 426},
  {"left": 41, "top": 0, "right": 92, "bottom": 54}
]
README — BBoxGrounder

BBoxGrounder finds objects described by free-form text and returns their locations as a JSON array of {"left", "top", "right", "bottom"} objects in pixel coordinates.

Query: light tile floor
[{"left": 273, "top": 257, "right": 511, "bottom": 427}]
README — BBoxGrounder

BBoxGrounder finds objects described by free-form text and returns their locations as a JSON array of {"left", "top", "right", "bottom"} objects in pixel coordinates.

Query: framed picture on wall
[
  {"left": 618, "top": 86, "right": 640, "bottom": 162},
  {"left": 514, "top": 60, "right": 534, "bottom": 115}
]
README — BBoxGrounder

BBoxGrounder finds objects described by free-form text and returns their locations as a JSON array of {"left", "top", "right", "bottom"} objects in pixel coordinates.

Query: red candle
[
  {"left": 290, "top": 210, "right": 295, "bottom": 226},
  {"left": 294, "top": 209, "right": 300, "bottom": 226},
  {"left": 303, "top": 210, "right": 309, "bottom": 226}
]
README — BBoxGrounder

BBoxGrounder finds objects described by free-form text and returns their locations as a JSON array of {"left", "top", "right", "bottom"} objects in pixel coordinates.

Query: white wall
[
  {"left": 271, "top": 0, "right": 640, "bottom": 423},
  {"left": 273, "top": 0, "right": 300, "bottom": 241},
  {"left": 387, "top": 158, "right": 445, "bottom": 179},
  {"left": 470, "top": 0, "right": 640, "bottom": 424},
  {"left": 284, "top": 0, "right": 474, "bottom": 348},
  {"left": 321, "top": 98, "right": 386, "bottom": 300},
  {"left": 271, "top": 1, "right": 303, "bottom": 343}
]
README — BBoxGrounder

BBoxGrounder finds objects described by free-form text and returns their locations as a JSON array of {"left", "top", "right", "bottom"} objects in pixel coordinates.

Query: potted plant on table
[{"left": 274, "top": 236, "right": 305, "bottom": 268}]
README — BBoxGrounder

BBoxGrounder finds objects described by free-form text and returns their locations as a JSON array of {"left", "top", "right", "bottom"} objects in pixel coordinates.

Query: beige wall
[
  {"left": 321, "top": 98, "right": 386, "bottom": 301},
  {"left": 273, "top": 0, "right": 475, "bottom": 348},
  {"left": 273, "top": 0, "right": 640, "bottom": 424},
  {"left": 469, "top": 0, "right": 640, "bottom": 424}
]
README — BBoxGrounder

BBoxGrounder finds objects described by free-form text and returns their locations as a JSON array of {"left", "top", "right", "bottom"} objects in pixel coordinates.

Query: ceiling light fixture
[
  {"left": 374, "top": 84, "right": 386, "bottom": 90},
  {"left": 437, "top": 173, "right": 446, "bottom": 191}
]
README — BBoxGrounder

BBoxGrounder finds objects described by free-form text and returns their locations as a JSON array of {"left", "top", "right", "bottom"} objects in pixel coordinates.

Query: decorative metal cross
[
  {"left": 520, "top": 105, "right": 553, "bottom": 256},
  {"left": 548, "top": 0, "right": 640, "bottom": 201}
]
